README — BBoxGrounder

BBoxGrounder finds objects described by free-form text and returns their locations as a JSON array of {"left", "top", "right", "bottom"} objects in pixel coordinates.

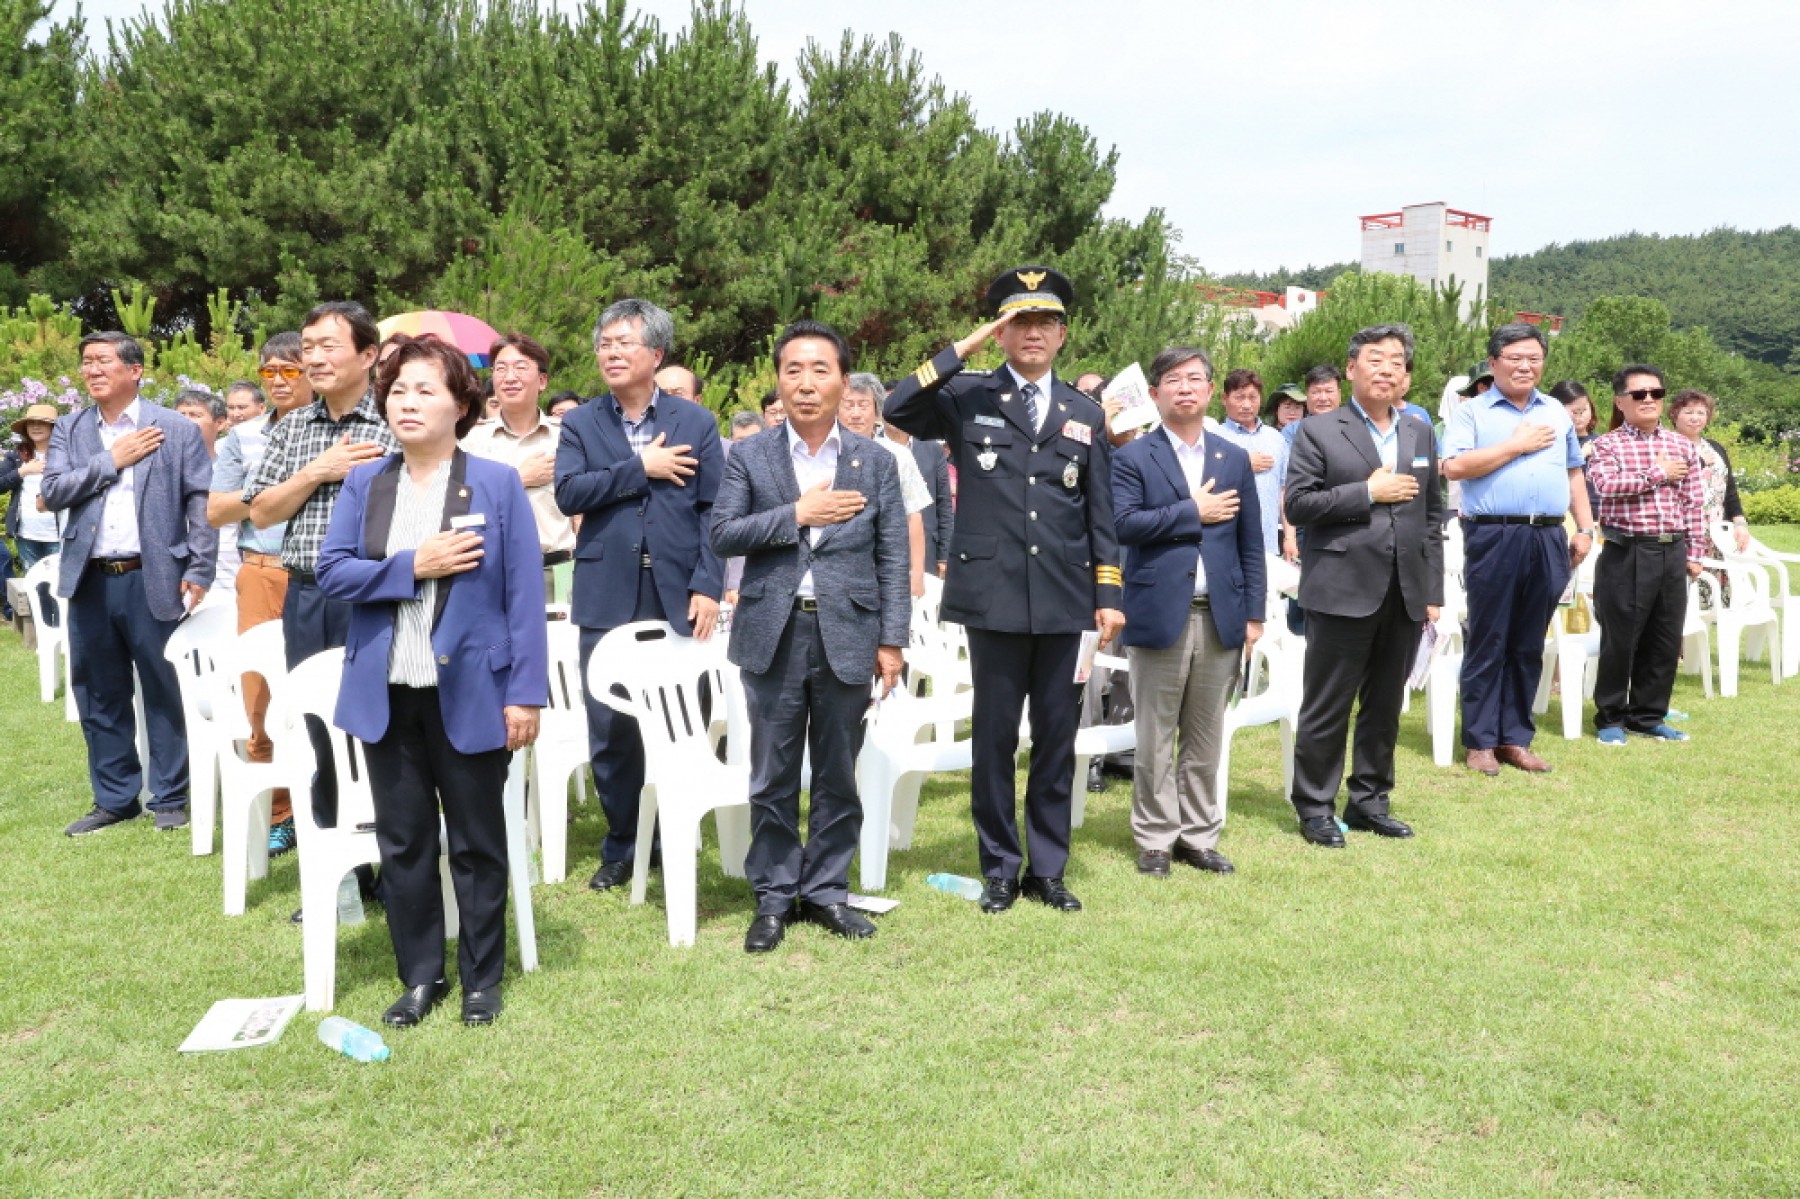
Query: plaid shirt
[
  {"left": 1587, "top": 424, "right": 1708, "bottom": 562},
  {"left": 614, "top": 393, "right": 659, "bottom": 455},
  {"left": 241, "top": 391, "right": 399, "bottom": 572}
]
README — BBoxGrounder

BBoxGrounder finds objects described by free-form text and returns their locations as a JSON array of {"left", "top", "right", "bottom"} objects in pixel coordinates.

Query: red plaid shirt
[{"left": 1587, "top": 425, "right": 1708, "bottom": 562}]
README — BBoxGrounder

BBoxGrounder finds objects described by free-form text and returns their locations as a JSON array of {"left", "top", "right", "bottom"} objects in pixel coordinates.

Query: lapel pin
[{"left": 850, "top": 458, "right": 860, "bottom": 468}]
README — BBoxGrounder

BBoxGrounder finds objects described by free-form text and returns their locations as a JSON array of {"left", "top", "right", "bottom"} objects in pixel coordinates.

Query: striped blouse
[{"left": 386, "top": 460, "right": 452, "bottom": 687}]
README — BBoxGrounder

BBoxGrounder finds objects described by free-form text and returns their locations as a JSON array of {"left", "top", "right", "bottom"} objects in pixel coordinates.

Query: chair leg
[
  {"left": 302, "top": 869, "right": 342, "bottom": 1012},
  {"left": 1070, "top": 754, "right": 1090, "bottom": 830},
  {"left": 1278, "top": 719, "right": 1296, "bottom": 801},
  {"left": 889, "top": 772, "right": 926, "bottom": 850},
  {"left": 503, "top": 758, "right": 537, "bottom": 973},
  {"left": 714, "top": 805, "right": 750, "bottom": 879},
  {"left": 630, "top": 786, "right": 657, "bottom": 907},
  {"left": 661, "top": 816, "right": 700, "bottom": 948},
  {"left": 537, "top": 759, "right": 570, "bottom": 886},
  {"left": 440, "top": 854, "right": 459, "bottom": 943},
  {"left": 1560, "top": 652, "right": 1584, "bottom": 740},
  {"left": 223, "top": 789, "right": 251, "bottom": 916},
  {"left": 190, "top": 746, "right": 218, "bottom": 856},
  {"left": 856, "top": 759, "right": 894, "bottom": 893},
  {"left": 1719, "top": 625, "right": 1741, "bottom": 697},
  {"left": 1214, "top": 730, "right": 1234, "bottom": 825}
]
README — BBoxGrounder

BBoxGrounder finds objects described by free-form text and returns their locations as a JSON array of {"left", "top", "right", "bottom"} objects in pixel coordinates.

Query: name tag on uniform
[
  {"left": 974, "top": 414, "right": 1005, "bottom": 427},
  {"left": 1410, "top": 456, "right": 1429, "bottom": 469},
  {"left": 1061, "top": 420, "right": 1092, "bottom": 446},
  {"left": 450, "top": 514, "right": 487, "bottom": 531}
]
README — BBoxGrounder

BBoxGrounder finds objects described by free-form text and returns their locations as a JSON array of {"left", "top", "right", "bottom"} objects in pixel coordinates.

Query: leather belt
[
  {"left": 240, "top": 551, "right": 284, "bottom": 567},
  {"left": 1603, "top": 528, "right": 1683, "bottom": 545},
  {"left": 1190, "top": 594, "right": 1211, "bottom": 608},
  {"left": 541, "top": 549, "right": 572, "bottom": 567},
  {"left": 1464, "top": 515, "right": 1562, "bottom": 528},
  {"left": 95, "top": 557, "right": 142, "bottom": 575},
  {"left": 286, "top": 567, "right": 317, "bottom": 582},
  {"left": 795, "top": 597, "right": 819, "bottom": 613}
]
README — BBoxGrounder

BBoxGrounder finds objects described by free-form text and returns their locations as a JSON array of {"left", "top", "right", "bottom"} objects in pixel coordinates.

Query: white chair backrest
[
  {"left": 282, "top": 649, "right": 375, "bottom": 830},
  {"left": 214, "top": 620, "right": 290, "bottom": 741},
  {"left": 586, "top": 621, "right": 679, "bottom": 718},
  {"left": 21, "top": 554, "right": 62, "bottom": 629},
  {"left": 545, "top": 621, "right": 585, "bottom": 714},
  {"left": 596, "top": 634, "right": 731, "bottom": 775},
  {"left": 163, "top": 603, "right": 235, "bottom": 722}
]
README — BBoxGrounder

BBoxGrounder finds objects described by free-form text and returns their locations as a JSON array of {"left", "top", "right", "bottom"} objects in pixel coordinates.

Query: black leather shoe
[
  {"left": 461, "top": 988, "right": 503, "bottom": 1026},
  {"left": 1299, "top": 816, "right": 1346, "bottom": 848},
  {"left": 1022, "top": 875, "right": 1083, "bottom": 911},
  {"left": 381, "top": 980, "right": 449, "bottom": 1028},
  {"left": 1136, "top": 850, "right": 1170, "bottom": 877},
  {"left": 744, "top": 913, "right": 787, "bottom": 953},
  {"left": 1344, "top": 810, "right": 1414, "bottom": 838},
  {"left": 979, "top": 877, "right": 1020, "bottom": 914},
  {"left": 1173, "top": 845, "right": 1235, "bottom": 874},
  {"left": 1086, "top": 761, "right": 1106, "bottom": 793},
  {"left": 587, "top": 859, "right": 632, "bottom": 892},
  {"left": 797, "top": 900, "right": 876, "bottom": 940}
]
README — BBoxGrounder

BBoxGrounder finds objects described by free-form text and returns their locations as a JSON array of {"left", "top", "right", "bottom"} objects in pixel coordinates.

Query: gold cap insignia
[{"left": 1016, "top": 269, "right": 1048, "bottom": 292}]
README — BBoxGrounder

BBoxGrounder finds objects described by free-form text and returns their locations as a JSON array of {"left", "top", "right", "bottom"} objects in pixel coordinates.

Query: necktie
[{"left": 1021, "top": 381, "right": 1040, "bottom": 432}]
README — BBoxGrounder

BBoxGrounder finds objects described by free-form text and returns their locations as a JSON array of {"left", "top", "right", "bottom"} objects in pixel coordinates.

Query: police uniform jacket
[{"left": 884, "top": 346, "right": 1122, "bottom": 634}]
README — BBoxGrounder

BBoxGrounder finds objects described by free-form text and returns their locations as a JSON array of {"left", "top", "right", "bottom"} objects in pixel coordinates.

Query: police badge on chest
[
  {"left": 978, "top": 437, "right": 998, "bottom": 472},
  {"left": 1062, "top": 459, "right": 1079, "bottom": 488}
]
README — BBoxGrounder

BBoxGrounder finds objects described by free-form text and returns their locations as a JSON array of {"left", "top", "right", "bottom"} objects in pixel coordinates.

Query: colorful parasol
[{"left": 376, "top": 311, "right": 503, "bottom": 368}]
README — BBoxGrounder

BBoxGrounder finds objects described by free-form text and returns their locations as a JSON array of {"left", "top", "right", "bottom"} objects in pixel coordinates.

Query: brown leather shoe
[
  {"left": 1496, "top": 744, "right": 1552, "bottom": 773},
  {"left": 1465, "top": 748, "right": 1501, "bottom": 776}
]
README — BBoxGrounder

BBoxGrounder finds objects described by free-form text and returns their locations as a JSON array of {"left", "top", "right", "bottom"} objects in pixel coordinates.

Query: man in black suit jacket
[
  {"left": 1285, "top": 324, "right": 1443, "bottom": 847},
  {"left": 553, "top": 298, "right": 724, "bottom": 893}
]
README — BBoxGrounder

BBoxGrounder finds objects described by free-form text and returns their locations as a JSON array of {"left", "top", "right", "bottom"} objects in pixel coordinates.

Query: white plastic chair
[
  {"left": 215, "top": 621, "right": 291, "bottom": 915},
  {"left": 1678, "top": 573, "right": 1715, "bottom": 700},
  {"left": 1217, "top": 628, "right": 1301, "bottom": 818},
  {"left": 162, "top": 604, "right": 236, "bottom": 856},
  {"left": 1697, "top": 556, "right": 1782, "bottom": 697},
  {"left": 21, "top": 555, "right": 67, "bottom": 706},
  {"left": 856, "top": 685, "right": 976, "bottom": 891},
  {"left": 284, "top": 649, "right": 538, "bottom": 1010},
  {"left": 1714, "top": 522, "right": 1799, "bottom": 680},
  {"left": 1534, "top": 607, "right": 1601, "bottom": 740},
  {"left": 1069, "top": 651, "right": 1136, "bottom": 830},
  {"left": 588, "top": 625, "right": 751, "bottom": 947},
  {"left": 530, "top": 620, "right": 593, "bottom": 885},
  {"left": 1423, "top": 611, "right": 1466, "bottom": 766}
]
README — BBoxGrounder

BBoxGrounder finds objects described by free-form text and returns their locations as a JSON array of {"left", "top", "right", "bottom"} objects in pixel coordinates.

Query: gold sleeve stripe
[
  {"left": 1095, "top": 566, "right": 1123, "bottom": 586},
  {"left": 914, "top": 362, "right": 939, "bottom": 387}
]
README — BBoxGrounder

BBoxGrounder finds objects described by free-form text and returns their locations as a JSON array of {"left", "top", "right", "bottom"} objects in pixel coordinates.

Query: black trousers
[
  {"left": 67, "top": 567, "right": 190, "bottom": 814},
  {"left": 1593, "top": 536, "right": 1688, "bottom": 733},
  {"left": 362, "top": 685, "right": 511, "bottom": 991},
  {"left": 966, "top": 628, "right": 1082, "bottom": 881},
  {"left": 580, "top": 566, "right": 666, "bottom": 867},
  {"left": 1290, "top": 569, "right": 1415, "bottom": 821},
  {"left": 282, "top": 575, "right": 353, "bottom": 828},
  {"left": 739, "top": 610, "right": 868, "bottom": 915}
]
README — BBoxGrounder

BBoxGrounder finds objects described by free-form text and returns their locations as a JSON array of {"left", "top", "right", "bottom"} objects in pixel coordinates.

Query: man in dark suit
[
  {"left": 555, "top": 298, "right": 725, "bottom": 893},
  {"left": 1285, "top": 324, "right": 1443, "bottom": 847},
  {"left": 45, "top": 332, "right": 218, "bottom": 835},
  {"left": 1113, "top": 345, "right": 1265, "bottom": 877},
  {"left": 885, "top": 266, "right": 1124, "bottom": 915},
  {"left": 711, "top": 320, "right": 909, "bottom": 953}
]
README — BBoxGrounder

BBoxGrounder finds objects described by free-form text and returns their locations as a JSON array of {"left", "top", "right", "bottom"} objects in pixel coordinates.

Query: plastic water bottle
[
  {"left": 335, "top": 873, "right": 365, "bottom": 926},
  {"left": 925, "top": 873, "right": 985, "bottom": 900},
  {"left": 317, "top": 1016, "right": 390, "bottom": 1062}
]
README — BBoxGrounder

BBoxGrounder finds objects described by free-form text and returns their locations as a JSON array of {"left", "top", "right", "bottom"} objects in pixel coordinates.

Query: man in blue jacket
[
  {"left": 1113, "top": 346, "right": 1265, "bottom": 878},
  {"left": 554, "top": 299, "right": 725, "bottom": 893}
]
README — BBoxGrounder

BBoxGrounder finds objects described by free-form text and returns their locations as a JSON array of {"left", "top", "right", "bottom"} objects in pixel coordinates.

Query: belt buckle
[
  {"left": 1657, "top": 533, "right": 1675, "bottom": 544},
  {"left": 798, "top": 598, "right": 819, "bottom": 613},
  {"left": 641, "top": 555, "right": 653, "bottom": 569}
]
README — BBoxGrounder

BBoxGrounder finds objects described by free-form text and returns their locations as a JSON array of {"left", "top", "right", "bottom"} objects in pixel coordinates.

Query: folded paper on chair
[
  {"left": 1406, "top": 623, "right": 1441, "bottom": 691},
  {"left": 178, "top": 995, "right": 304, "bottom": 1053}
]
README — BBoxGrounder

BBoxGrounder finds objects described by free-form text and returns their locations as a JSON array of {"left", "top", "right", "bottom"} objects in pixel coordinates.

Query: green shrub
[{"left": 1744, "top": 485, "right": 1800, "bottom": 525}]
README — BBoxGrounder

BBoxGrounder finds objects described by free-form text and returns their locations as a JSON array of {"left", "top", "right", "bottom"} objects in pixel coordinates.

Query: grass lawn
[{"left": 4, "top": 530, "right": 1799, "bottom": 1197}]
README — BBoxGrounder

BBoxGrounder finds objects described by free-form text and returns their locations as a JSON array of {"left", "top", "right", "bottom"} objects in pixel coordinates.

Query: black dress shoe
[
  {"left": 744, "top": 913, "right": 787, "bottom": 953},
  {"left": 1136, "top": 850, "right": 1170, "bottom": 877},
  {"left": 979, "top": 877, "right": 1020, "bottom": 914},
  {"left": 1086, "top": 761, "right": 1106, "bottom": 793},
  {"left": 461, "top": 988, "right": 503, "bottom": 1026},
  {"left": 381, "top": 980, "right": 450, "bottom": 1028},
  {"left": 588, "top": 859, "right": 633, "bottom": 892},
  {"left": 1299, "top": 816, "right": 1346, "bottom": 848},
  {"left": 797, "top": 900, "right": 876, "bottom": 940},
  {"left": 1344, "top": 810, "right": 1414, "bottom": 838},
  {"left": 1173, "top": 845, "right": 1235, "bottom": 874},
  {"left": 1022, "top": 875, "right": 1083, "bottom": 911}
]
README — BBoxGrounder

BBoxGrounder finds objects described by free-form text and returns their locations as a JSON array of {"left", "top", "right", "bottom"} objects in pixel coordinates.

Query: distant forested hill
[
  {"left": 1490, "top": 227, "right": 1800, "bottom": 370},
  {"left": 1218, "top": 227, "right": 1800, "bottom": 372}
]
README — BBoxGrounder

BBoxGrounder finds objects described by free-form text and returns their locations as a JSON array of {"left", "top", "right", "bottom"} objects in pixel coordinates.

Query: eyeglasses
[
  {"left": 596, "top": 339, "right": 645, "bottom": 353},
  {"left": 259, "top": 365, "right": 303, "bottom": 381},
  {"left": 1496, "top": 354, "right": 1545, "bottom": 367},
  {"left": 1158, "top": 373, "right": 1211, "bottom": 388},
  {"left": 1623, "top": 387, "right": 1667, "bottom": 402},
  {"left": 80, "top": 357, "right": 122, "bottom": 369},
  {"left": 490, "top": 362, "right": 543, "bottom": 377}
]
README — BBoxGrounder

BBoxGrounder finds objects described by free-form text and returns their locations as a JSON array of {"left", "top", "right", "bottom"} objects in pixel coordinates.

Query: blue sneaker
[
  {"left": 1596, "top": 727, "right": 1627, "bottom": 746},
  {"left": 269, "top": 819, "right": 297, "bottom": 856},
  {"left": 1639, "top": 723, "right": 1689, "bottom": 742}
]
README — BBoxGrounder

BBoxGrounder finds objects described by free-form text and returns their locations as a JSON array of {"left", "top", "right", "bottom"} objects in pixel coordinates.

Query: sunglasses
[
  {"left": 259, "top": 365, "right": 304, "bottom": 382},
  {"left": 1623, "top": 387, "right": 1667, "bottom": 402}
]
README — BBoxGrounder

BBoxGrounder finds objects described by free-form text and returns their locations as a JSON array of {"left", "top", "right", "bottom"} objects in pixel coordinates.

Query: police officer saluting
[{"left": 885, "top": 266, "right": 1124, "bottom": 914}]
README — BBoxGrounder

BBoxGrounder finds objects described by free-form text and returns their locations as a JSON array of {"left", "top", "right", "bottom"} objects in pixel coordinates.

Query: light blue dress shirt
[{"left": 1441, "top": 388, "right": 1583, "bottom": 518}]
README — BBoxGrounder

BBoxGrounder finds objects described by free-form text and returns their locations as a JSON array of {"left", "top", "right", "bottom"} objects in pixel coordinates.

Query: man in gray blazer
[
  {"left": 712, "top": 320, "right": 909, "bottom": 954},
  {"left": 44, "top": 332, "right": 218, "bottom": 835}
]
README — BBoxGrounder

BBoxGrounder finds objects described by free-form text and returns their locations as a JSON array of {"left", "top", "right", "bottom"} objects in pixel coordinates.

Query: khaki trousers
[
  {"left": 234, "top": 553, "right": 291, "bottom": 823},
  {"left": 1127, "top": 605, "right": 1238, "bottom": 853}
]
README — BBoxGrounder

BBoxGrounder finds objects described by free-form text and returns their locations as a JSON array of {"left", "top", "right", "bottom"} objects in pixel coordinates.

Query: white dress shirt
[
  {"left": 788, "top": 423, "right": 843, "bottom": 600},
  {"left": 1005, "top": 365, "right": 1055, "bottom": 436},
  {"left": 1164, "top": 424, "right": 1210, "bottom": 597},
  {"left": 93, "top": 399, "right": 143, "bottom": 558}
]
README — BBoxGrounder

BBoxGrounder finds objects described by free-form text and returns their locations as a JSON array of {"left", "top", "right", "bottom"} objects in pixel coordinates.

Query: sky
[{"left": 57, "top": 0, "right": 1800, "bottom": 274}]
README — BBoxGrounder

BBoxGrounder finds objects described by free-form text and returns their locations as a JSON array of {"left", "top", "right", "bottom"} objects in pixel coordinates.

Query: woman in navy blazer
[{"left": 316, "top": 335, "right": 547, "bottom": 1029}]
